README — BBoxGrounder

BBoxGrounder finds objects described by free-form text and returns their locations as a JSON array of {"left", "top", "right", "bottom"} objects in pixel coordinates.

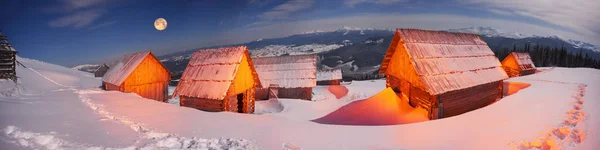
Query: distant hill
[{"left": 72, "top": 64, "right": 102, "bottom": 73}]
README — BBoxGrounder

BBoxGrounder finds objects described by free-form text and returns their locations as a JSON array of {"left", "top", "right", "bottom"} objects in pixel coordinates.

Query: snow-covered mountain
[
  {"left": 86, "top": 26, "right": 600, "bottom": 80},
  {"left": 447, "top": 27, "right": 600, "bottom": 53}
]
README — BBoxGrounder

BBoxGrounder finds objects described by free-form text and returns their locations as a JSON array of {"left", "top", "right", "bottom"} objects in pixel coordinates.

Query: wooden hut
[
  {"left": 379, "top": 29, "right": 508, "bottom": 119},
  {"left": 501, "top": 52, "right": 536, "bottom": 77},
  {"left": 94, "top": 64, "right": 109, "bottom": 77},
  {"left": 171, "top": 46, "right": 261, "bottom": 113},
  {"left": 102, "top": 51, "right": 171, "bottom": 102},
  {"left": 0, "top": 31, "right": 17, "bottom": 81},
  {"left": 253, "top": 54, "right": 316, "bottom": 100},
  {"left": 317, "top": 69, "right": 342, "bottom": 85}
]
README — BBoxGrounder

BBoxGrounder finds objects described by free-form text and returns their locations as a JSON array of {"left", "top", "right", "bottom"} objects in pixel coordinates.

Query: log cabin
[
  {"left": 0, "top": 31, "right": 17, "bottom": 81},
  {"left": 253, "top": 54, "right": 317, "bottom": 100},
  {"left": 102, "top": 51, "right": 171, "bottom": 102},
  {"left": 172, "top": 46, "right": 261, "bottom": 113},
  {"left": 94, "top": 64, "right": 109, "bottom": 77},
  {"left": 379, "top": 29, "right": 509, "bottom": 119},
  {"left": 501, "top": 52, "right": 536, "bottom": 77},
  {"left": 317, "top": 69, "right": 342, "bottom": 85}
]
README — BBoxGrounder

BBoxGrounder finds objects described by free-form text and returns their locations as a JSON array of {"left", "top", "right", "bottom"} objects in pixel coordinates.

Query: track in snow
[
  {"left": 3, "top": 68, "right": 256, "bottom": 150},
  {"left": 511, "top": 83, "right": 588, "bottom": 150}
]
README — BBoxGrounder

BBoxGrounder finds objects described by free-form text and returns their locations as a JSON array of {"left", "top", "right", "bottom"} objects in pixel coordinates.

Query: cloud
[
  {"left": 45, "top": 0, "right": 108, "bottom": 13},
  {"left": 219, "top": 13, "right": 599, "bottom": 46},
  {"left": 46, "top": 0, "right": 113, "bottom": 28},
  {"left": 344, "top": 0, "right": 409, "bottom": 7},
  {"left": 257, "top": 0, "right": 315, "bottom": 20},
  {"left": 49, "top": 9, "right": 105, "bottom": 28},
  {"left": 459, "top": 0, "right": 600, "bottom": 42},
  {"left": 88, "top": 20, "right": 117, "bottom": 30}
]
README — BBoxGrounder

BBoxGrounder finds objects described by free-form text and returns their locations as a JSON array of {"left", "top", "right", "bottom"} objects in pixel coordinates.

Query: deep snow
[{"left": 1, "top": 56, "right": 599, "bottom": 150}]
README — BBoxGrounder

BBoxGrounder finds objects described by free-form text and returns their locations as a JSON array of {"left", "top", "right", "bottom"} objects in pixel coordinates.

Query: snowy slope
[{"left": 2, "top": 57, "right": 599, "bottom": 149}]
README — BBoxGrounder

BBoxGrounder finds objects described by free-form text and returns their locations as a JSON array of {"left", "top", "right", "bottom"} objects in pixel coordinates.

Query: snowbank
[{"left": 2, "top": 57, "right": 599, "bottom": 150}]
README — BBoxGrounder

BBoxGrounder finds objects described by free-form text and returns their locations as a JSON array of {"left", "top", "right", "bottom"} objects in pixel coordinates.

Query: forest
[{"left": 494, "top": 43, "right": 600, "bottom": 69}]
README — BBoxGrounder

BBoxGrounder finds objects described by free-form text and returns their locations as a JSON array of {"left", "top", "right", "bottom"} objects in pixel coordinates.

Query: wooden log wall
[
  {"left": 180, "top": 96, "right": 224, "bottom": 112},
  {"left": 0, "top": 51, "right": 16, "bottom": 80},
  {"left": 277, "top": 87, "right": 313, "bottom": 100},
  {"left": 316, "top": 79, "right": 341, "bottom": 85},
  {"left": 439, "top": 81, "right": 503, "bottom": 118}
]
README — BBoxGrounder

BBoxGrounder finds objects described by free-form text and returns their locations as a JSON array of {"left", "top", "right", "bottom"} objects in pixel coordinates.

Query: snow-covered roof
[
  {"left": 102, "top": 51, "right": 151, "bottom": 85},
  {"left": 172, "top": 46, "right": 261, "bottom": 100},
  {"left": 317, "top": 69, "right": 342, "bottom": 81},
  {"left": 253, "top": 54, "right": 317, "bottom": 88},
  {"left": 380, "top": 29, "right": 508, "bottom": 95},
  {"left": 509, "top": 52, "right": 536, "bottom": 70}
]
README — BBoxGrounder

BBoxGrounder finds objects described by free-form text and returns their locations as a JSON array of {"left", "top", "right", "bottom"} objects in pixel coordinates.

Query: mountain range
[{"left": 74, "top": 26, "right": 600, "bottom": 80}]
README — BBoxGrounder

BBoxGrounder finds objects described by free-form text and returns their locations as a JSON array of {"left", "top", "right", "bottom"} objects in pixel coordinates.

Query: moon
[{"left": 154, "top": 18, "right": 167, "bottom": 31}]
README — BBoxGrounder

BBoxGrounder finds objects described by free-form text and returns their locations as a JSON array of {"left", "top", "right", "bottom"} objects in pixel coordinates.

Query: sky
[{"left": 1, "top": 0, "right": 599, "bottom": 67}]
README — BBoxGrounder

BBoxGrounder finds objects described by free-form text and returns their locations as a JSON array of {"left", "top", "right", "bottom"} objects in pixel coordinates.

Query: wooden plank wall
[
  {"left": 278, "top": 87, "right": 312, "bottom": 100},
  {"left": 316, "top": 80, "right": 341, "bottom": 85},
  {"left": 0, "top": 51, "right": 16, "bottom": 79},
  {"left": 180, "top": 96, "right": 224, "bottom": 112},
  {"left": 122, "top": 55, "right": 170, "bottom": 102},
  {"left": 255, "top": 88, "right": 269, "bottom": 100},
  {"left": 439, "top": 81, "right": 502, "bottom": 118}
]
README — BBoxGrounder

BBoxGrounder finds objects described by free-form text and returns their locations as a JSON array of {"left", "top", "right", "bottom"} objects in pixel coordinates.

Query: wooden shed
[
  {"left": 501, "top": 52, "right": 536, "bottom": 77},
  {"left": 102, "top": 51, "right": 171, "bottom": 102},
  {"left": 317, "top": 69, "right": 342, "bottom": 85},
  {"left": 94, "top": 64, "right": 109, "bottom": 77},
  {"left": 0, "top": 31, "right": 17, "bottom": 81},
  {"left": 172, "top": 46, "right": 261, "bottom": 113},
  {"left": 379, "top": 29, "right": 508, "bottom": 119},
  {"left": 253, "top": 54, "right": 316, "bottom": 100}
]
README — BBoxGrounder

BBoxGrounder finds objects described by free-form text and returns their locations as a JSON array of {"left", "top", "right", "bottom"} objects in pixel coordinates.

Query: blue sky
[{"left": 1, "top": 0, "right": 598, "bottom": 67}]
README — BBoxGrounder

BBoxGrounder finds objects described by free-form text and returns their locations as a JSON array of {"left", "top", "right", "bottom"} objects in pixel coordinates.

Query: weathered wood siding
[
  {"left": 180, "top": 96, "right": 224, "bottom": 112},
  {"left": 277, "top": 87, "right": 312, "bottom": 100},
  {"left": 94, "top": 65, "right": 109, "bottom": 77},
  {"left": 317, "top": 79, "right": 341, "bottom": 85},
  {"left": 255, "top": 88, "right": 269, "bottom": 100},
  {"left": 121, "top": 55, "right": 170, "bottom": 102},
  {"left": 0, "top": 50, "right": 16, "bottom": 80},
  {"left": 438, "top": 81, "right": 503, "bottom": 118}
]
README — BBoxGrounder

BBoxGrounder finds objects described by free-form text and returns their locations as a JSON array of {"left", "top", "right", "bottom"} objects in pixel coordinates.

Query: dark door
[{"left": 237, "top": 93, "right": 244, "bottom": 113}]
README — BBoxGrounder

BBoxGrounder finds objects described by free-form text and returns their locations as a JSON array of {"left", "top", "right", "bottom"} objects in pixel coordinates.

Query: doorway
[{"left": 237, "top": 93, "right": 244, "bottom": 113}]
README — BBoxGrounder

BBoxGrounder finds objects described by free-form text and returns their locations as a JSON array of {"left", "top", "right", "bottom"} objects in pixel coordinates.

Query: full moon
[{"left": 154, "top": 18, "right": 167, "bottom": 31}]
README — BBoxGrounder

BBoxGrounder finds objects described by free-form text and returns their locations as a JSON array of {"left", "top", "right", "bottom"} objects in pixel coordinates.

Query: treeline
[{"left": 494, "top": 43, "right": 600, "bottom": 69}]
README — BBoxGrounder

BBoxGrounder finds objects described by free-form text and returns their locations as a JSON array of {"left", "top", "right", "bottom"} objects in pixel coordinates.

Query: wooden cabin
[
  {"left": 94, "top": 64, "right": 109, "bottom": 77},
  {"left": 0, "top": 31, "right": 17, "bottom": 81},
  {"left": 171, "top": 46, "right": 261, "bottom": 113},
  {"left": 379, "top": 29, "right": 508, "bottom": 119},
  {"left": 501, "top": 52, "right": 536, "bottom": 77},
  {"left": 253, "top": 54, "right": 316, "bottom": 100},
  {"left": 102, "top": 51, "right": 171, "bottom": 102},
  {"left": 317, "top": 69, "right": 342, "bottom": 85}
]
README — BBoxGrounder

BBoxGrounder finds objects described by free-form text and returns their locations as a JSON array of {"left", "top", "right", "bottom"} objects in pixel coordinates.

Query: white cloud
[
  {"left": 49, "top": 9, "right": 105, "bottom": 28},
  {"left": 46, "top": 0, "right": 113, "bottom": 28},
  {"left": 88, "top": 20, "right": 117, "bottom": 30},
  {"left": 219, "top": 13, "right": 599, "bottom": 46},
  {"left": 345, "top": 0, "right": 409, "bottom": 7},
  {"left": 257, "top": 0, "right": 314, "bottom": 20},
  {"left": 459, "top": 0, "right": 600, "bottom": 43}
]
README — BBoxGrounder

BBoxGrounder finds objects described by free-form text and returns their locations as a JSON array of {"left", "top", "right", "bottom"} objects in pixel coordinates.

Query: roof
[
  {"left": 172, "top": 46, "right": 261, "bottom": 100},
  {"left": 102, "top": 51, "right": 152, "bottom": 85},
  {"left": 253, "top": 54, "right": 317, "bottom": 88},
  {"left": 380, "top": 29, "right": 508, "bottom": 95},
  {"left": 317, "top": 69, "right": 342, "bottom": 81},
  {"left": 509, "top": 52, "right": 536, "bottom": 70},
  {"left": 0, "top": 34, "right": 17, "bottom": 52}
]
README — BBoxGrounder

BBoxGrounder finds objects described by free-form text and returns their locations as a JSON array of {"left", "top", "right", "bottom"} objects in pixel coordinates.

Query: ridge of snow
[{"left": 250, "top": 44, "right": 344, "bottom": 57}]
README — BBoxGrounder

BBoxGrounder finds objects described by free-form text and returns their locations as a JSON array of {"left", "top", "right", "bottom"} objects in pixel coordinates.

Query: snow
[
  {"left": 250, "top": 44, "right": 344, "bottom": 57},
  {"left": 1, "top": 55, "right": 599, "bottom": 149}
]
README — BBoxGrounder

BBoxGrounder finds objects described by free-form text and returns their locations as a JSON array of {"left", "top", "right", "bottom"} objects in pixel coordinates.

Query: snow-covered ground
[{"left": 1, "top": 56, "right": 599, "bottom": 149}]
